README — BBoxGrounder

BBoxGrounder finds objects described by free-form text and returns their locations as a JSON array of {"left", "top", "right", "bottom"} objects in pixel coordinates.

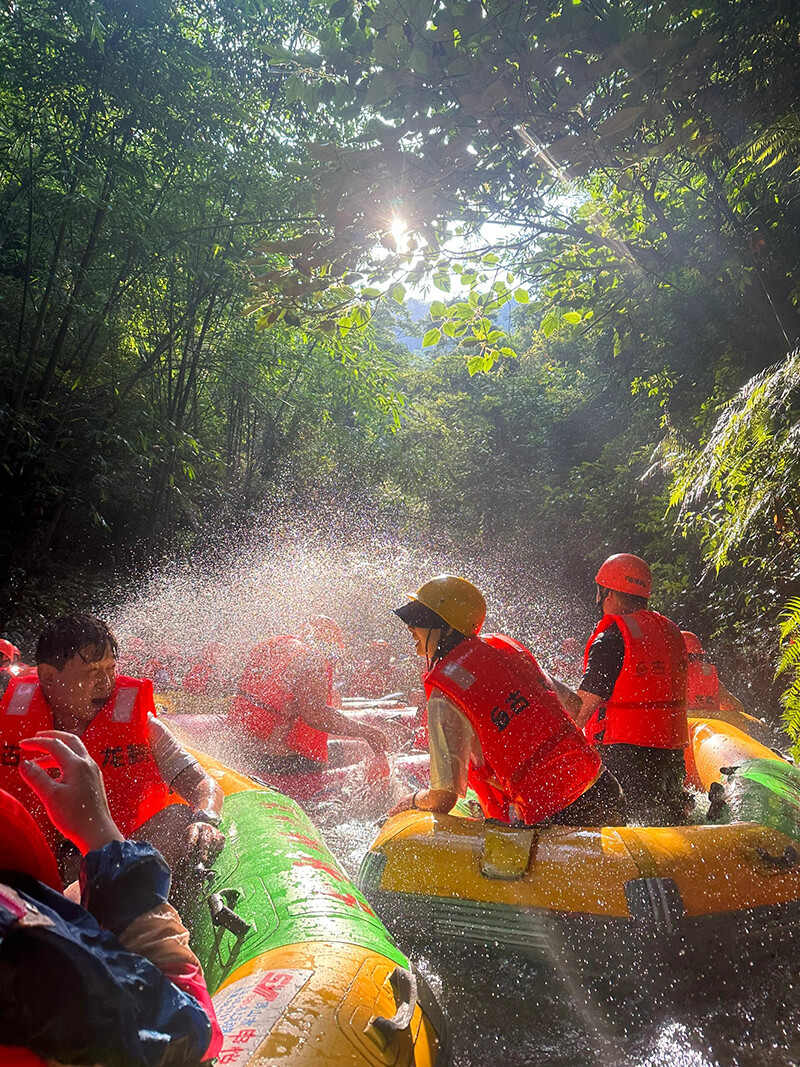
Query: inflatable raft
[
  {"left": 186, "top": 750, "right": 448, "bottom": 1065},
  {"left": 357, "top": 717, "right": 800, "bottom": 973}
]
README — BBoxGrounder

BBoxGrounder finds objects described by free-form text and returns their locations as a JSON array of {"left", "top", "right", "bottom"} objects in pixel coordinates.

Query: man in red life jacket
[
  {"left": 230, "top": 621, "right": 389, "bottom": 778},
  {"left": 387, "top": 575, "right": 625, "bottom": 825},
  {"left": 0, "top": 614, "right": 225, "bottom": 875},
  {"left": 568, "top": 554, "right": 689, "bottom": 825},
  {"left": 0, "top": 730, "right": 221, "bottom": 1065},
  {"left": 0, "top": 638, "right": 28, "bottom": 698}
]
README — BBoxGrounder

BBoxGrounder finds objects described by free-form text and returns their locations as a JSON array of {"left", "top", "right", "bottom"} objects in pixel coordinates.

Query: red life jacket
[
  {"left": 0, "top": 1048, "right": 46, "bottom": 1066},
  {"left": 0, "top": 673, "right": 172, "bottom": 844},
  {"left": 229, "top": 636, "right": 329, "bottom": 763},
  {"left": 583, "top": 611, "right": 688, "bottom": 749},
  {"left": 686, "top": 655, "right": 720, "bottom": 712},
  {"left": 0, "top": 790, "right": 61, "bottom": 1065},
  {"left": 424, "top": 634, "right": 602, "bottom": 824}
]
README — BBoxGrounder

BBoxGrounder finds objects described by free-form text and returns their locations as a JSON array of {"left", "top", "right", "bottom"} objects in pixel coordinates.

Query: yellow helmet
[{"left": 394, "top": 574, "right": 486, "bottom": 635}]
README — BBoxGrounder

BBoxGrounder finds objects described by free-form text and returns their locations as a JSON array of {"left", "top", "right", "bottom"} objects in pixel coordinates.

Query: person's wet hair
[{"left": 37, "top": 614, "right": 118, "bottom": 670}]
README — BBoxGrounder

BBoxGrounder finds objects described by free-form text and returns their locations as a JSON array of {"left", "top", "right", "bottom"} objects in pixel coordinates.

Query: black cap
[{"left": 393, "top": 600, "right": 447, "bottom": 628}]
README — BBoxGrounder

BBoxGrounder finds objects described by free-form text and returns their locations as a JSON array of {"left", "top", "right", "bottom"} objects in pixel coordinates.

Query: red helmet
[
  {"left": 595, "top": 554, "right": 652, "bottom": 598},
  {"left": 0, "top": 639, "right": 20, "bottom": 662},
  {"left": 0, "top": 789, "right": 61, "bottom": 890},
  {"left": 681, "top": 631, "right": 705, "bottom": 656}
]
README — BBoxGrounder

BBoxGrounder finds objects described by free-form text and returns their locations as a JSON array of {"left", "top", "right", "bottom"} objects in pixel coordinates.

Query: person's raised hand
[{"left": 19, "top": 731, "right": 123, "bottom": 855}]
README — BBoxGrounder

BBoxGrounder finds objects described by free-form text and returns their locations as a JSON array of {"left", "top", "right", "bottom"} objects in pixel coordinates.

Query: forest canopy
[{"left": 1, "top": 0, "right": 799, "bottom": 728}]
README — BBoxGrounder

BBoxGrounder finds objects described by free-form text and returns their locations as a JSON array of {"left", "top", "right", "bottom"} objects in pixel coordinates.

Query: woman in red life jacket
[
  {"left": 229, "top": 620, "right": 389, "bottom": 779},
  {"left": 564, "top": 554, "right": 690, "bottom": 826},
  {"left": 0, "top": 615, "right": 225, "bottom": 877},
  {"left": 0, "top": 731, "right": 221, "bottom": 1066},
  {"left": 387, "top": 575, "right": 625, "bottom": 825}
]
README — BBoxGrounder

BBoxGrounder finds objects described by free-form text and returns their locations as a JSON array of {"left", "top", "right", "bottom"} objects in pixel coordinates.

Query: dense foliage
[{"left": 0, "top": 0, "right": 403, "bottom": 627}]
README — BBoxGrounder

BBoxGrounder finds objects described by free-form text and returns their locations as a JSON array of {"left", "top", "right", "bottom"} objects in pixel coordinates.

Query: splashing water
[
  {"left": 93, "top": 510, "right": 800, "bottom": 1067},
  {"left": 103, "top": 505, "right": 591, "bottom": 689}
]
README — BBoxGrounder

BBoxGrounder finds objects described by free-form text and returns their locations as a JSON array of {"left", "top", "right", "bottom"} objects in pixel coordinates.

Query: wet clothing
[
  {"left": 543, "top": 767, "right": 626, "bottom": 826},
  {"left": 230, "top": 636, "right": 330, "bottom": 763},
  {"left": 686, "top": 654, "right": 721, "bottom": 712},
  {"left": 424, "top": 634, "right": 603, "bottom": 825},
  {"left": 0, "top": 840, "right": 220, "bottom": 1066},
  {"left": 427, "top": 692, "right": 625, "bottom": 825},
  {"left": 0, "top": 674, "right": 192, "bottom": 846},
  {"left": 599, "top": 744, "right": 688, "bottom": 826},
  {"left": 580, "top": 623, "right": 625, "bottom": 700},
  {"left": 582, "top": 610, "right": 689, "bottom": 825}
]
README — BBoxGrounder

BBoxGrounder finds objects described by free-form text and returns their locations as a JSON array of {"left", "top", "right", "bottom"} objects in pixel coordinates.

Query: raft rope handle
[
  {"left": 372, "top": 966, "right": 418, "bottom": 1036},
  {"left": 208, "top": 891, "right": 253, "bottom": 939},
  {"left": 754, "top": 844, "right": 800, "bottom": 871}
]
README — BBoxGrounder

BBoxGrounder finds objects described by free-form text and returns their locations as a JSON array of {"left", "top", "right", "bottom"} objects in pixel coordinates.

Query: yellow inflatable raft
[
  {"left": 188, "top": 751, "right": 448, "bottom": 1065},
  {"left": 357, "top": 718, "right": 800, "bottom": 970}
]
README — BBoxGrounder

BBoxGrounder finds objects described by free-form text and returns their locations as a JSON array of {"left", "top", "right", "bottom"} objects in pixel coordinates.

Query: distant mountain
[{"left": 393, "top": 294, "right": 512, "bottom": 352}]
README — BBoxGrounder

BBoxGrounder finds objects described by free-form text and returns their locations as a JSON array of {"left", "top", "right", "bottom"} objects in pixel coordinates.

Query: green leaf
[
  {"left": 329, "top": 0, "right": 350, "bottom": 18},
  {"left": 563, "top": 311, "right": 582, "bottom": 324},
  {"left": 468, "top": 355, "right": 486, "bottom": 375},
  {"left": 390, "top": 282, "right": 406, "bottom": 303},
  {"left": 541, "top": 311, "right": 560, "bottom": 337},
  {"left": 514, "top": 288, "right": 530, "bottom": 304},
  {"left": 422, "top": 327, "right": 442, "bottom": 347},
  {"left": 433, "top": 274, "right": 451, "bottom": 293},
  {"left": 361, "top": 287, "right": 382, "bottom": 298},
  {"left": 430, "top": 299, "right": 448, "bottom": 317},
  {"left": 409, "top": 49, "right": 429, "bottom": 74}
]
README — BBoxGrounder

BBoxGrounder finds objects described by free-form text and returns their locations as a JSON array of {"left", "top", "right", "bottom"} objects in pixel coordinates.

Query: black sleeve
[{"left": 579, "top": 623, "right": 624, "bottom": 700}]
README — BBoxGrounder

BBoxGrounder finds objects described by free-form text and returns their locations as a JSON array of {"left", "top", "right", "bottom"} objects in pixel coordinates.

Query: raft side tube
[
  {"left": 189, "top": 758, "right": 449, "bottom": 1065},
  {"left": 359, "top": 809, "right": 800, "bottom": 966},
  {"left": 689, "top": 717, "right": 786, "bottom": 792}
]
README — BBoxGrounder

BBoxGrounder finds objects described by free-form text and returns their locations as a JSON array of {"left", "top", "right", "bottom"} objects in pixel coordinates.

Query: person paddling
[
  {"left": 229, "top": 617, "right": 389, "bottom": 779},
  {"left": 388, "top": 574, "right": 625, "bottom": 825}
]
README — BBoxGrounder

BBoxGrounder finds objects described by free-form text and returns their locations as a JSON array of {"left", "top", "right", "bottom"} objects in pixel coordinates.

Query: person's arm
[
  {"left": 574, "top": 625, "right": 625, "bottom": 732},
  {"left": 148, "top": 716, "right": 225, "bottom": 862},
  {"left": 296, "top": 699, "right": 387, "bottom": 751},
  {"left": 388, "top": 694, "right": 473, "bottom": 816},
  {"left": 575, "top": 690, "right": 606, "bottom": 730},
  {"left": 544, "top": 670, "right": 582, "bottom": 716}
]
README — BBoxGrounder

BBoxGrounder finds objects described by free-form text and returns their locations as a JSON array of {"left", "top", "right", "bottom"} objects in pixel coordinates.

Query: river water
[{"left": 322, "top": 810, "right": 800, "bottom": 1067}]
